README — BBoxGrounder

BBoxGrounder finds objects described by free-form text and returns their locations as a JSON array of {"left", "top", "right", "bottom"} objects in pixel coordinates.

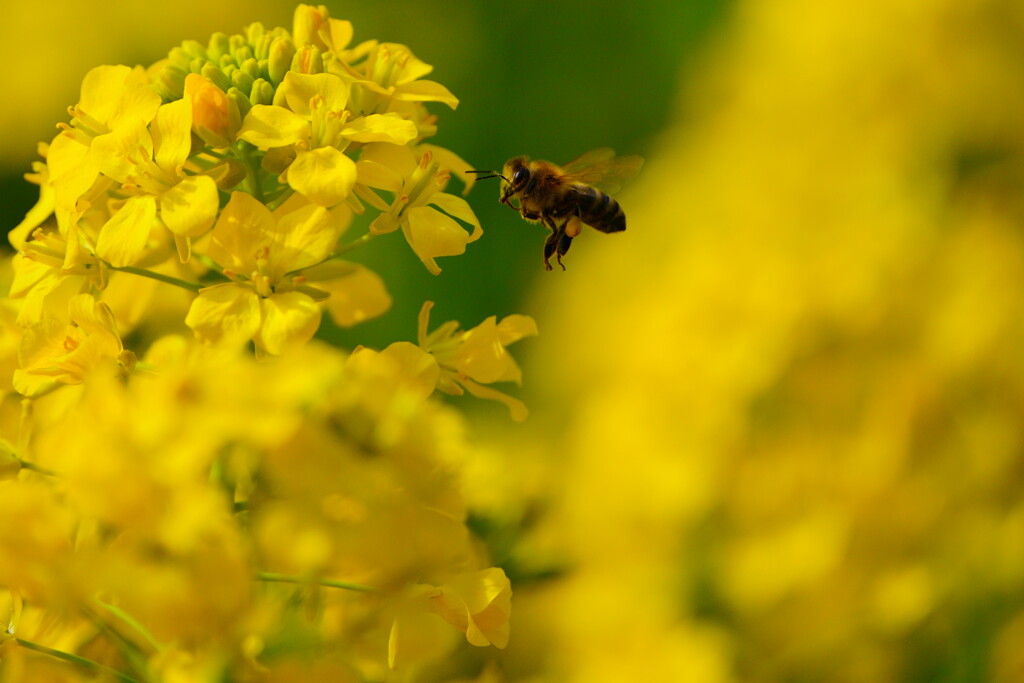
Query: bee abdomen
[{"left": 574, "top": 185, "right": 626, "bottom": 233}]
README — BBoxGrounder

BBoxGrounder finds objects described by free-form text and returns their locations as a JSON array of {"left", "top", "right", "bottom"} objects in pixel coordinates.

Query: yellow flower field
[{"left": 2, "top": 1, "right": 1023, "bottom": 682}]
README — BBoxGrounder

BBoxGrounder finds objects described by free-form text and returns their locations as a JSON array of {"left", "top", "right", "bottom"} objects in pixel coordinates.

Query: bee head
[
  {"left": 502, "top": 157, "right": 531, "bottom": 189},
  {"left": 465, "top": 157, "right": 530, "bottom": 206}
]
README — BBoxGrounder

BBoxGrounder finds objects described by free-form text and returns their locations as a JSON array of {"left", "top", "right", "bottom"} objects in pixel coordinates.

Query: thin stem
[
  {"left": 14, "top": 638, "right": 144, "bottom": 683},
  {"left": 333, "top": 231, "right": 377, "bottom": 256},
  {"left": 92, "top": 598, "right": 163, "bottom": 653},
  {"left": 105, "top": 265, "right": 202, "bottom": 293},
  {"left": 233, "top": 143, "right": 264, "bottom": 203},
  {"left": 256, "top": 572, "right": 378, "bottom": 593},
  {"left": 79, "top": 605, "right": 152, "bottom": 681},
  {"left": 19, "top": 460, "right": 59, "bottom": 477}
]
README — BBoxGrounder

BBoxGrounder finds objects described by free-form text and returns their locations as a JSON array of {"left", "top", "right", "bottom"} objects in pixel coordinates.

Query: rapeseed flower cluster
[{"left": 1, "top": 5, "right": 527, "bottom": 681}]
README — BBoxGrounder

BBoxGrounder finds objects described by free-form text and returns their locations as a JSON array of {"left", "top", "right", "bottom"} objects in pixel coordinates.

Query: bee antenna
[{"left": 465, "top": 170, "right": 506, "bottom": 181}]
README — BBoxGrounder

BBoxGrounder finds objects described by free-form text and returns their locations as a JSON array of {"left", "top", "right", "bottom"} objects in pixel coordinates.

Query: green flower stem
[
  {"left": 19, "top": 459, "right": 58, "bottom": 477},
  {"left": 233, "top": 143, "right": 264, "bottom": 203},
  {"left": 92, "top": 598, "right": 163, "bottom": 653},
  {"left": 14, "top": 638, "right": 144, "bottom": 683},
  {"left": 333, "top": 231, "right": 377, "bottom": 256},
  {"left": 256, "top": 572, "right": 378, "bottom": 593},
  {"left": 105, "top": 265, "right": 202, "bottom": 293}
]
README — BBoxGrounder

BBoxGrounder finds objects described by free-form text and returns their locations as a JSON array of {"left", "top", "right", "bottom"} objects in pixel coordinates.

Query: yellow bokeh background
[{"left": 508, "top": 0, "right": 1024, "bottom": 681}]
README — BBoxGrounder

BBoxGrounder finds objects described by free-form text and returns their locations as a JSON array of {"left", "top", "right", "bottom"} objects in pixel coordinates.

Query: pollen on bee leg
[{"left": 565, "top": 216, "right": 582, "bottom": 238}]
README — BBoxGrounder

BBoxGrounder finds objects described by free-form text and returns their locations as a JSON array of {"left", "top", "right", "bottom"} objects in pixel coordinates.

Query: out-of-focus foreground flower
[
  {"left": 496, "top": 0, "right": 1024, "bottom": 682},
  {"left": 0, "top": 5, "right": 529, "bottom": 681}
]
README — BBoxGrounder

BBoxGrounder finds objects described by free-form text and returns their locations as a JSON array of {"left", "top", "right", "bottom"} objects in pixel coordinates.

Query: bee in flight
[{"left": 467, "top": 148, "right": 644, "bottom": 270}]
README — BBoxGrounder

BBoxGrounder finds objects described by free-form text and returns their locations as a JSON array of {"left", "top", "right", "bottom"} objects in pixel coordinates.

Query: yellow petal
[
  {"left": 67, "top": 293, "right": 121, "bottom": 350},
  {"left": 310, "top": 261, "right": 392, "bottom": 327},
  {"left": 237, "top": 104, "right": 309, "bottom": 148},
  {"left": 417, "top": 300, "right": 434, "bottom": 347},
  {"left": 387, "top": 43, "right": 434, "bottom": 83},
  {"left": 395, "top": 80, "right": 459, "bottom": 109},
  {"left": 273, "top": 72, "right": 349, "bottom": 115},
  {"left": 496, "top": 314, "right": 539, "bottom": 345},
  {"left": 270, "top": 203, "right": 340, "bottom": 277},
  {"left": 427, "top": 568, "right": 512, "bottom": 648},
  {"left": 287, "top": 147, "right": 356, "bottom": 207},
  {"left": 160, "top": 175, "right": 219, "bottom": 237},
  {"left": 454, "top": 316, "right": 520, "bottom": 385},
  {"left": 78, "top": 65, "right": 133, "bottom": 124},
  {"left": 357, "top": 142, "right": 416, "bottom": 180},
  {"left": 380, "top": 342, "right": 440, "bottom": 399},
  {"left": 89, "top": 119, "right": 152, "bottom": 184},
  {"left": 207, "top": 192, "right": 275, "bottom": 273},
  {"left": 405, "top": 206, "right": 474, "bottom": 274},
  {"left": 79, "top": 64, "right": 161, "bottom": 129},
  {"left": 356, "top": 158, "right": 405, "bottom": 192},
  {"left": 16, "top": 318, "right": 68, "bottom": 372},
  {"left": 428, "top": 193, "right": 482, "bottom": 243},
  {"left": 9, "top": 252, "right": 49, "bottom": 300},
  {"left": 96, "top": 195, "right": 157, "bottom": 267},
  {"left": 418, "top": 144, "right": 476, "bottom": 194},
  {"left": 47, "top": 132, "right": 98, "bottom": 215},
  {"left": 184, "top": 283, "right": 262, "bottom": 347},
  {"left": 387, "top": 603, "right": 453, "bottom": 671},
  {"left": 254, "top": 291, "right": 321, "bottom": 355},
  {"left": 328, "top": 18, "right": 354, "bottom": 51},
  {"left": 10, "top": 177, "right": 55, "bottom": 250},
  {"left": 341, "top": 113, "right": 418, "bottom": 144},
  {"left": 458, "top": 378, "right": 529, "bottom": 422},
  {"left": 152, "top": 99, "right": 193, "bottom": 174}
]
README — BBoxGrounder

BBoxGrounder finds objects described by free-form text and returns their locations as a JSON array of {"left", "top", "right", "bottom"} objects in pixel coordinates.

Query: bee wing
[
  {"left": 561, "top": 150, "right": 645, "bottom": 195},
  {"left": 562, "top": 147, "right": 617, "bottom": 174}
]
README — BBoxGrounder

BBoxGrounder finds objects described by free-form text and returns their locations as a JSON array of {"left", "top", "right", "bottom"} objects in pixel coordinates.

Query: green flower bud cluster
[{"left": 154, "top": 22, "right": 297, "bottom": 110}]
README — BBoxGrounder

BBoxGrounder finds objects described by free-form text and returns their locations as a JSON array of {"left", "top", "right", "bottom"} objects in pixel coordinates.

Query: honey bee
[{"left": 467, "top": 148, "right": 644, "bottom": 270}]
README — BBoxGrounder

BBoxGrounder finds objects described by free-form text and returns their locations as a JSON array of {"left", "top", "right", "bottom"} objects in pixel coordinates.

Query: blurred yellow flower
[
  {"left": 13, "top": 293, "right": 132, "bottom": 397},
  {"left": 414, "top": 301, "right": 537, "bottom": 420},
  {"left": 505, "top": 0, "right": 1024, "bottom": 681},
  {"left": 426, "top": 567, "right": 512, "bottom": 649}
]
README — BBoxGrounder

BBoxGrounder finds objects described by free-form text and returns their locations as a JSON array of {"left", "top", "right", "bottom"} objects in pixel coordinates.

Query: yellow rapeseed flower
[
  {"left": 361, "top": 144, "right": 481, "bottom": 274},
  {"left": 238, "top": 71, "right": 417, "bottom": 207},
  {"left": 1, "top": 5, "right": 524, "bottom": 680},
  {"left": 13, "top": 293, "right": 132, "bottom": 397},
  {"left": 425, "top": 568, "right": 512, "bottom": 649},
  {"left": 184, "top": 191, "right": 354, "bottom": 354},
  {"left": 415, "top": 301, "right": 537, "bottom": 421}
]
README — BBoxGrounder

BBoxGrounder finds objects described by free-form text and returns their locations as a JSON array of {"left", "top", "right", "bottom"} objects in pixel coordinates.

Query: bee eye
[{"left": 512, "top": 167, "right": 529, "bottom": 186}]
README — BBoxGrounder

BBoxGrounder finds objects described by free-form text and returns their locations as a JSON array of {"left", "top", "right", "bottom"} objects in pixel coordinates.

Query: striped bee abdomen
[{"left": 572, "top": 185, "right": 626, "bottom": 233}]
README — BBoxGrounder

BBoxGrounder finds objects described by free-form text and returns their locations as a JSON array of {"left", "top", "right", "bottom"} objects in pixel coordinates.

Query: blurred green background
[{"left": 0, "top": 0, "right": 728, "bottom": 348}]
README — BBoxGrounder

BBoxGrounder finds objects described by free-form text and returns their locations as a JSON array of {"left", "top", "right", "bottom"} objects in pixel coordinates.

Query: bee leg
[
  {"left": 541, "top": 215, "right": 562, "bottom": 271},
  {"left": 543, "top": 238, "right": 557, "bottom": 271},
  {"left": 552, "top": 207, "right": 580, "bottom": 269},
  {"left": 555, "top": 230, "right": 574, "bottom": 269}
]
